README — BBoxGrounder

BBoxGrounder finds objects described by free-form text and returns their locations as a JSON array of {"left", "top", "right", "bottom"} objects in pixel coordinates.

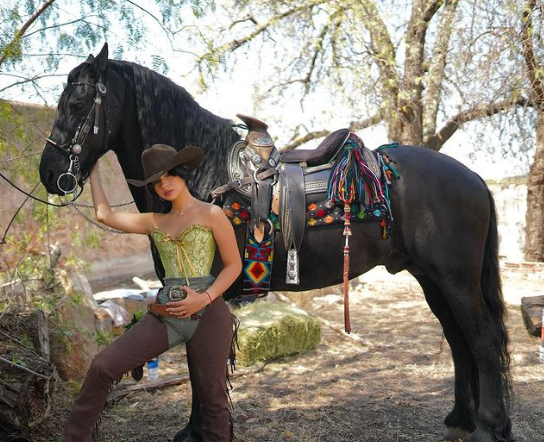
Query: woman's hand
[{"left": 165, "top": 285, "right": 210, "bottom": 318}]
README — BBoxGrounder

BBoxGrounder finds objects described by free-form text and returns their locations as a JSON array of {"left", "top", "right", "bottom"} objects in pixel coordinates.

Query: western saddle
[{"left": 211, "top": 114, "right": 380, "bottom": 285}]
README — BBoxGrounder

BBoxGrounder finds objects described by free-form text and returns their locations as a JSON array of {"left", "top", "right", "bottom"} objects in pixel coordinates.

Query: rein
[{"left": 0, "top": 171, "right": 133, "bottom": 243}]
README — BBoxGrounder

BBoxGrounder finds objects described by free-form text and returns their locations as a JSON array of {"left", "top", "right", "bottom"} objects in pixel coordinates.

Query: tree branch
[
  {"left": 422, "top": 0, "right": 446, "bottom": 23},
  {"left": 0, "top": 73, "right": 65, "bottom": 95},
  {"left": 0, "top": 0, "right": 57, "bottom": 68},
  {"left": 359, "top": 0, "right": 399, "bottom": 111},
  {"left": 348, "top": 113, "right": 383, "bottom": 132},
  {"left": 21, "top": 16, "right": 99, "bottom": 39},
  {"left": 281, "top": 130, "right": 330, "bottom": 152},
  {"left": 424, "top": 97, "right": 533, "bottom": 151},
  {"left": 399, "top": 0, "right": 445, "bottom": 143},
  {"left": 227, "top": 15, "right": 257, "bottom": 30},
  {"left": 302, "top": 17, "right": 332, "bottom": 96},
  {"left": 423, "top": 0, "right": 459, "bottom": 138},
  {"left": 124, "top": 0, "right": 173, "bottom": 45},
  {"left": 281, "top": 113, "right": 382, "bottom": 151},
  {"left": 0, "top": 355, "right": 52, "bottom": 380},
  {"left": 197, "top": 0, "right": 328, "bottom": 65}
]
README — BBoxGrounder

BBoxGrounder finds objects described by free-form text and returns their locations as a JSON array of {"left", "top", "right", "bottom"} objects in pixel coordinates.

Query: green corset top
[{"left": 150, "top": 224, "right": 216, "bottom": 283}]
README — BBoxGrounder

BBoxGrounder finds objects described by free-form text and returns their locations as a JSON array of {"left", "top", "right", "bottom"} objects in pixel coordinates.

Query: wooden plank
[
  {"left": 108, "top": 365, "right": 265, "bottom": 402},
  {"left": 520, "top": 295, "right": 544, "bottom": 337}
]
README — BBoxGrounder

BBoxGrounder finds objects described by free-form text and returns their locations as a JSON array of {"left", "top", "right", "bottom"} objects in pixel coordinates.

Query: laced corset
[{"left": 150, "top": 224, "right": 216, "bottom": 284}]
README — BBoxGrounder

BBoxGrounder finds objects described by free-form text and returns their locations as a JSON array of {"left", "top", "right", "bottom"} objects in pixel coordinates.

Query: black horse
[{"left": 39, "top": 44, "right": 514, "bottom": 442}]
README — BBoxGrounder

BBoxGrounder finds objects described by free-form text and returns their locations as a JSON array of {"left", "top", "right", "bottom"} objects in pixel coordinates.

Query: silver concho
[
  {"left": 96, "top": 83, "right": 107, "bottom": 95},
  {"left": 253, "top": 136, "right": 272, "bottom": 146}
]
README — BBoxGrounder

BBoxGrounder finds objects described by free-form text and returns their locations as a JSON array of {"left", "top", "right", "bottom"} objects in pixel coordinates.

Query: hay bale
[{"left": 235, "top": 301, "right": 321, "bottom": 367}]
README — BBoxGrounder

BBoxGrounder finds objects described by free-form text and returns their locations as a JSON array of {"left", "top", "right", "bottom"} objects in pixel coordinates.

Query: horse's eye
[{"left": 71, "top": 101, "right": 86, "bottom": 113}]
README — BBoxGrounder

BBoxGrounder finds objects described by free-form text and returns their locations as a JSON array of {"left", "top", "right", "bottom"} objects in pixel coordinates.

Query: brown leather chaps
[{"left": 59, "top": 297, "right": 234, "bottom": 442}]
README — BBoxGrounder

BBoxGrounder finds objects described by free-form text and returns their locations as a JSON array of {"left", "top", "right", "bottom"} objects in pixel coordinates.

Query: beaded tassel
[
  {"left": 343, "top": 203, "right": 352, "bottom": 334},
  {"left": 327, "top": 134, "right": 370, "bottom": 334}
]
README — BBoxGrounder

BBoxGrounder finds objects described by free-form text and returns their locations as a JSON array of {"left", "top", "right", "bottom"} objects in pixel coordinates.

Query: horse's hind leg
[
  {"left": 414, "top": 275, "right": 477, "bottom": 440},
  {"left": 438, "top": 280, "right": 513, "bottom": 442}
]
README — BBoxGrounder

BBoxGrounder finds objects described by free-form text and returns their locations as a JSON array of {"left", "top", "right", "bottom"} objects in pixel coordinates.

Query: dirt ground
[{"left": 5, "top": 264, "right": 544, "bottom": 442}]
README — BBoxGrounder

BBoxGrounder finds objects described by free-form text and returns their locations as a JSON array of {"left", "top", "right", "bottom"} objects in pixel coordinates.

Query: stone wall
[{"left": 488, "top": 179, "right": 527, "bottom": 262}]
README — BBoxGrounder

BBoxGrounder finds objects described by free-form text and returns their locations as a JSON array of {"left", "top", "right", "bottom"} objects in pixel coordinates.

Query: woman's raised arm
[{"left": 90, "top": 162, "right": 156, "bottom": 234}]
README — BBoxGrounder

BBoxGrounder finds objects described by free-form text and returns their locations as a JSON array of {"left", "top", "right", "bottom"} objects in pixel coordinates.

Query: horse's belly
[{"left": 269, "top": 223, "right": 391, "bottom": 291}]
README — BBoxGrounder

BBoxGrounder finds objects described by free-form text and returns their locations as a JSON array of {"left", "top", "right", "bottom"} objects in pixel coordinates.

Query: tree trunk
[{"left": 525, "top": 110, "right": 544, "bottom": 261}]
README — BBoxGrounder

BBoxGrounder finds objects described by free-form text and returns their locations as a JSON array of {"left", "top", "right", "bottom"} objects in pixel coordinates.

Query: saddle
[
  {"left": 235, "top": 114, "right": 280, "bottom": 242},
  {"left": 215, "top": 115, "right": 383, "bottom": 286}
]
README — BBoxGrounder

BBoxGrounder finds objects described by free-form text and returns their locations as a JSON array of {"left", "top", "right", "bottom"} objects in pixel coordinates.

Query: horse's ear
[
  {"left": 86, "top": 54, "right": 95, "bottom": 62},
  {"left": 93, "top": 43, "right": 109, "bottom": 77}
]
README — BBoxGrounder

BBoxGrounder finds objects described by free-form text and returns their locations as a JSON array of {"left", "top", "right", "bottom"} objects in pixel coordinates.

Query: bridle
[
  {"left": 45, "top": 78, "right": 109, "bottom": 198},
  {"left": 1, "top": 70, "right": 130, "bottom": 243}
]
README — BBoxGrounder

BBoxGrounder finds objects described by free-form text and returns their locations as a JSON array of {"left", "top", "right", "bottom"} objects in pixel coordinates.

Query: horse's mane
[{"left": 108, "top": 60, "right": 239, "bottom": 200}]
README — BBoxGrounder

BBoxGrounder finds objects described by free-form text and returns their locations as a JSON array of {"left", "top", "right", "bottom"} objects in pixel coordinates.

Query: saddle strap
[
  {"left": 279, "top": 163, "right": 306, "bottom": 284},
  {"left": 210, "top": 167, "right": 277, "bottom": 200},
  {"left": 250, "top": 179, "right": 273, "bottom": 230},
  {"left": 280, "top": 163, "right": 306, "bottom": 252}
]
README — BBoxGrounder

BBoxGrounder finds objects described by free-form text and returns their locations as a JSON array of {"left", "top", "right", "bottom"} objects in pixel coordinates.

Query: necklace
[{"left": 170, "top": 199, "right": 196, "bottom": 216}]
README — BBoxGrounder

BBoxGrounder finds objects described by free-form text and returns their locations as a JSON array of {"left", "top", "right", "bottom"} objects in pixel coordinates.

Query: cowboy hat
[{"left": 126, "top": 144, "right": 204, "bottom": 187}]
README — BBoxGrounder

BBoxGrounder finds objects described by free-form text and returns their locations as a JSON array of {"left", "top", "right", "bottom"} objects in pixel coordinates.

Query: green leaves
[{"left": 151, "top": 54, "right": 169, "bottom": 75}]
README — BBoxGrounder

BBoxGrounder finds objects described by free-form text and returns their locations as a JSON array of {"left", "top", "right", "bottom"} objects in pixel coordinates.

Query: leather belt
[{"left": 147, "top": 303, "right": 203, "bottom": 320}]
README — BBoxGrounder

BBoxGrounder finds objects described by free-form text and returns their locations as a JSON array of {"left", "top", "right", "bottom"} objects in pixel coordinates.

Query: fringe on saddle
[{"left": 327, "top": 133, "right": 393, "bottom": 334}]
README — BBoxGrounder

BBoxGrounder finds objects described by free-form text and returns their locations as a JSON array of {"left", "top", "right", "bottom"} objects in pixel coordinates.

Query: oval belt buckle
[{"left": 168, "top": 286, "right": 186, "bottom": 301}]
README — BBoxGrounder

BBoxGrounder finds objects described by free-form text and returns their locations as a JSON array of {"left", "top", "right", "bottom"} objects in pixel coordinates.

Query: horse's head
[{"left": 39, "top": 43, "right": 123, "bottom": 196}]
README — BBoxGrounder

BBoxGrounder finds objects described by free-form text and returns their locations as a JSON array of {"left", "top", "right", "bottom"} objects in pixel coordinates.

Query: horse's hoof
[
  {"left": 173, "top": 427, "right": 202, "bottom": 442},
  {"left": 173, "top": 435, "right": 202, "bottom": 442},
  {"left": 467, "top": 425, "right": 516, "bottom": 442},
  {"left": 444, "top": 426, "right": 470, "bottom": 440},
  {"left": 467, "top": 429, "right": 497, "bottom": 442}
]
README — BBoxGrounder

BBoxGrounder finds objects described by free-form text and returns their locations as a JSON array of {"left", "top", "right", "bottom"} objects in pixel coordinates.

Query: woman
[{"left": 60, "top": 144, "right": 242, "bottom": 442}]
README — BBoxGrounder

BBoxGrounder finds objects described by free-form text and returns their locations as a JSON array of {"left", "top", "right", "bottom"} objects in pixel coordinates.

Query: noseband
[{"left": 46, "top": 80, "right": 108, "bottom": 196}]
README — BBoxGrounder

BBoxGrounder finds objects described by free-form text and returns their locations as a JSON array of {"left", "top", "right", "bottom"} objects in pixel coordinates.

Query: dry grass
[{"left": 5, "top": 266, "right": 544, "bottom": 442}]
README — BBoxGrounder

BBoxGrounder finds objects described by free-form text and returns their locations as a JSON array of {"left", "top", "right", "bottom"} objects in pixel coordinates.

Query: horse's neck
[{"left": 110, "top": 62, "right": 239, "bottom": 208}]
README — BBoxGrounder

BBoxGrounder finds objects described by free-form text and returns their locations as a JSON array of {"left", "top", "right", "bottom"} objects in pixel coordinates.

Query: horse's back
[{"left": 383, "top": 146, "right": 492, "bottom": 276}]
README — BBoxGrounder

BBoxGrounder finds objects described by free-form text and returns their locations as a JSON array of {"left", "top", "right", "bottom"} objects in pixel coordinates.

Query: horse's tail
[{"left": 481, "top": 186, "right": 512, "bottom": 408}]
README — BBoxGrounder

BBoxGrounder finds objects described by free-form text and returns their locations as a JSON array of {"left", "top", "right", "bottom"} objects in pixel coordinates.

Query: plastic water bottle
[
  {"left": 147, "top": 357, "right": 159, "bottom": 381},
  {"left": 540, "top": 308, "right": 544, "bottom": 364}
]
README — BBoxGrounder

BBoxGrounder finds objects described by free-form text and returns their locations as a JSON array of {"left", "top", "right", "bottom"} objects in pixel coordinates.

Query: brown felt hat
[{"left": 126, "top": 144, "right": 204, "bottom": 187}]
